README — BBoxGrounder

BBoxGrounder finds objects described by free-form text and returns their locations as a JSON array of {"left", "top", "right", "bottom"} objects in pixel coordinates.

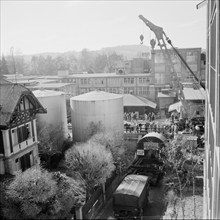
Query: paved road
[{"left": 95, "top": 182, "right": 167, "bottom": 220}]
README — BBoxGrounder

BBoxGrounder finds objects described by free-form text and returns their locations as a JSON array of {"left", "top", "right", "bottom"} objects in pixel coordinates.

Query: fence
[{"left": 82, "top": 172, "right": 125, "bottom": 219}]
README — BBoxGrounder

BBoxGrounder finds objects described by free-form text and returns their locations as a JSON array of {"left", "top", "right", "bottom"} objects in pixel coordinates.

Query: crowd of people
[
  {"left": 124, "top": 112, "right": 157, "bottom": 122},
  {"left": 124, "top": 111, "right": 205, "bottom": 142}
]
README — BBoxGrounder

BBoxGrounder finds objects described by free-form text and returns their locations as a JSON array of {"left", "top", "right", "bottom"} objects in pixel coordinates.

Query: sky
[{"left": 1, "top": 0, "right": 207, "bottom": 56}]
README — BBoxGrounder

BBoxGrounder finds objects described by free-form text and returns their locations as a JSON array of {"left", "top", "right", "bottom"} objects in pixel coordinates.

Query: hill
[
  {"left": 23, "top": 44, "right": 150, "bottom": 61},
  {"left": 100, "top": 44, "right": 150, "bottom": 60}
]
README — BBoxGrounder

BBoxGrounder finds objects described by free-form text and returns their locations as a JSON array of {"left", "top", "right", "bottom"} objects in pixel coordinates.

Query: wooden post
[
  {"left": 75, "top": 206, "right": 83, "bottom": 220},
  {"left": 102, "top": 182, "right": 106, "bottom": 203}
]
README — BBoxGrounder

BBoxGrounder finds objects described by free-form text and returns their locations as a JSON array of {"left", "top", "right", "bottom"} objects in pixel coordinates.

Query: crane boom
[
  {"left": 138, "top": 14, "right": 205, "bottom": 90},
  {"left": 138, "top": 15, "right": 178, "bottom": 89}
]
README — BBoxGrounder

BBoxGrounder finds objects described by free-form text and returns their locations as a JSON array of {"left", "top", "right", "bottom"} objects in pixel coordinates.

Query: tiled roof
[
  {"left": 0, "top": 79, "right": 46, "bottom": 127},
  {"left": 183, "top": 88, "right": 206, "bottom": 100}
]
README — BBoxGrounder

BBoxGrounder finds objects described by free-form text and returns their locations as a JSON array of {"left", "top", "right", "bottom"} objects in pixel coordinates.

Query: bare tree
[
  {"left": 64, "top": 140, "right": 115, "bottom": 195},
  {"left": 90, "top": 131, "right": 133, "bottom": 173},
  {"left": 163, "top": 134, "right": 203, "bottom": 219}
]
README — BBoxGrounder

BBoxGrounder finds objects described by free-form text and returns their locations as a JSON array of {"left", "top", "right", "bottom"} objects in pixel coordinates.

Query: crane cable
[
  {"left": 164, "top": 35, "right": 205, "bottom": 90},
  {"left": 164, "top": 34, "right": 206, "bottom": 119}
]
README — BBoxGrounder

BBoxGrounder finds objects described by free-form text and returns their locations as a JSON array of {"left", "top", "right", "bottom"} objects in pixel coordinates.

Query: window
[
  {"left": 94, "top": 78, "right": 104, "bottom": 85},
  {"left": 124, "top": 87, "right": 134, "bottom": 94},
  {"left": 124, "top": 78, "right": 134, "bottom": 84},
  {"left": 186, "top": 51, "right": 197, "bottom": 63},
  {"left": 80, "top": 78, "right": 89, "bottom": 85},
  {"left": 139, "top": 77, "right": 150, "bottom": 84},
  {"left": 16, "top": 124, "right": 31, "bottom": 144},
  {"left": 138, "top": 87, "right": 149, "bottom": 96}
]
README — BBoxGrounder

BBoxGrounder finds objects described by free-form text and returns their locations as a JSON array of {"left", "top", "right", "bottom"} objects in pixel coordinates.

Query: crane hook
[{"left": 140, "top": 34, "right": 144, "bottom": 44}]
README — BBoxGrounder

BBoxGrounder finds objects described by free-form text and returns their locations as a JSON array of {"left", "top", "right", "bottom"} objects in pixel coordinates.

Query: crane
[{"left": 138, "top": 14, "right": 205, "bottom": 90}]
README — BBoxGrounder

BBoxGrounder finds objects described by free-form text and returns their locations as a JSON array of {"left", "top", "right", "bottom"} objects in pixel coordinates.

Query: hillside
[
  {"left": 23, "top": 44, "right": 150, "bottom": 61},
  {"left": 100, "top": 44, "right": 150, "bottom": 59}
]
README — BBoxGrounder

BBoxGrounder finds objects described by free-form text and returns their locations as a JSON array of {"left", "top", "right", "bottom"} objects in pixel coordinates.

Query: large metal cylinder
[
  {"left": 33, "top": 90, "right": 68, "bottom": 138},
  {"left": 70, "top": 90, "right": 123, "bottom": 142}
]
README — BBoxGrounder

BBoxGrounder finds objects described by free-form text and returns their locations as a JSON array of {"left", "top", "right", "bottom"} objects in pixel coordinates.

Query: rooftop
[
  {"left": 31, "top": 83, "right": 75, "bottom": 89},
  {"left": 157, "top": 92, "right": 176, "bottom": 98},
  {"left": 183, "top": 88, "right": 206, "bottom": 100},
  {"left": 33, "top": 89, "right": 66, "bottom": 97},
  {"left": 0, "top": 79, "right": 46, "bottom": 127},
  {"left": 71, "top": 90, "right": 123, "bottom": 101},
  {"left": 123, "top": 94, "right": 156, "bottom": 108}
]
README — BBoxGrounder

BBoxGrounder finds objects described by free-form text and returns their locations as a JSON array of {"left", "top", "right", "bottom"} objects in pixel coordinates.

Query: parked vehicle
[
  {"left": 131, "top": 132, "right": 167, "bottom": 185},
  {"left": 113, "top": 174, "right": 150, "bottom": 219}
]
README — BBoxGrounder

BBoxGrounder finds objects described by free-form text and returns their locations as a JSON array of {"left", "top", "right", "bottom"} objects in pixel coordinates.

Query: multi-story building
[
  {"left": 203, "top": 0, "right": 220, "bottom": 219},
  {"left": 115, "top": 57, "right": 151, "bottom": 75},
  {"left": 0, "top": 79, "right": 46, "bottom": 175},
  {"left": 59, "top": 73, "right": 156, "bottom": 101},
  {"left": 152, "top": 47, "right": 203, "bottom": 95}
]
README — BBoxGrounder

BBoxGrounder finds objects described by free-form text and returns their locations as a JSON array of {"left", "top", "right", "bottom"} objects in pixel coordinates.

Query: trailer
[
  {"left": 113, "top": 174, "right": 150, "bottom": 219},
  {"left": 131, "top": 132, "right": 168, "bottom": 185}
]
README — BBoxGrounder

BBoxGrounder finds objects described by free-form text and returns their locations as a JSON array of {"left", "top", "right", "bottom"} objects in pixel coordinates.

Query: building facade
[
  {"left": 153, "top": 47, "right": 202, "bottom": 84},
  {"left": 0, "top": 79, "right": 46, "bottom": 175},
  {"left": 203, "top": 0, "right": 220, "bottom": 219},
  {"left": 59, "top": 73, "right": 156, "bottom": 101},
  {"left": 115, "top": 58, "right": 151, "bottom": 75}
]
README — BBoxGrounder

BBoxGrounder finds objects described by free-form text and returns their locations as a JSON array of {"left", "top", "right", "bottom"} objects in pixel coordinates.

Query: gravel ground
[{"left": 163, "top": 195, "right": 203, "bottom": 219}]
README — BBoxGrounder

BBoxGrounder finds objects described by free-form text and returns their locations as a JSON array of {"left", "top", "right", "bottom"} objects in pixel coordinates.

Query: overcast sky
[{"left": 1, "top": 0, "right": 206, "bottom": 55}]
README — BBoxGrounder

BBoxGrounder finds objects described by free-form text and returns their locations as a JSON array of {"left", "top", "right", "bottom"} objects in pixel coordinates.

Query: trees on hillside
[
  {"left": 1, "top": 49, "right": 124, "bottom": 76},
  {"left": 0, "top": 55, "right": 10, "bottom": 75},
  {"left": 2, "top": 167, "right": 85, "bottom": 219}
]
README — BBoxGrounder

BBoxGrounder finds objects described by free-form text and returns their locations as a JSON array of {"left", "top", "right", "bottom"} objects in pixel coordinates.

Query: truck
[
  {"left": 113, "top": 174, "right": 150, "bottom": 219},
  {"left": 130, "top": 132, "right": 167, "bottom": 185}
]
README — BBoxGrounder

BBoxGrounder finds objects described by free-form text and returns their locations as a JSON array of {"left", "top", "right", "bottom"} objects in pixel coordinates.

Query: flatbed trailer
[{"left": 127, "top": 157, "right": 164, "bottom": 185}]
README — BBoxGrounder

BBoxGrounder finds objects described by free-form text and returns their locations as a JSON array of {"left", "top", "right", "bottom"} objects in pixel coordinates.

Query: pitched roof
[
  {"left": 0, "top": 79, "right": 46, "bottom": 127},
  {"left": 123, "top": 94, "right": 156, "bottom": 108},
  {"left": 183, "top": 88, "right": 206, "bottom": 100},
  {"left": 157, "top": 92, "right": 176, "bottom": 98}
]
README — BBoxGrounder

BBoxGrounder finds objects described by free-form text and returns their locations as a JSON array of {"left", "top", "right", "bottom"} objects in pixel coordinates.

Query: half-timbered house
[{"left": 0, "top": 79, "right": 46, "bottom": 175}]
